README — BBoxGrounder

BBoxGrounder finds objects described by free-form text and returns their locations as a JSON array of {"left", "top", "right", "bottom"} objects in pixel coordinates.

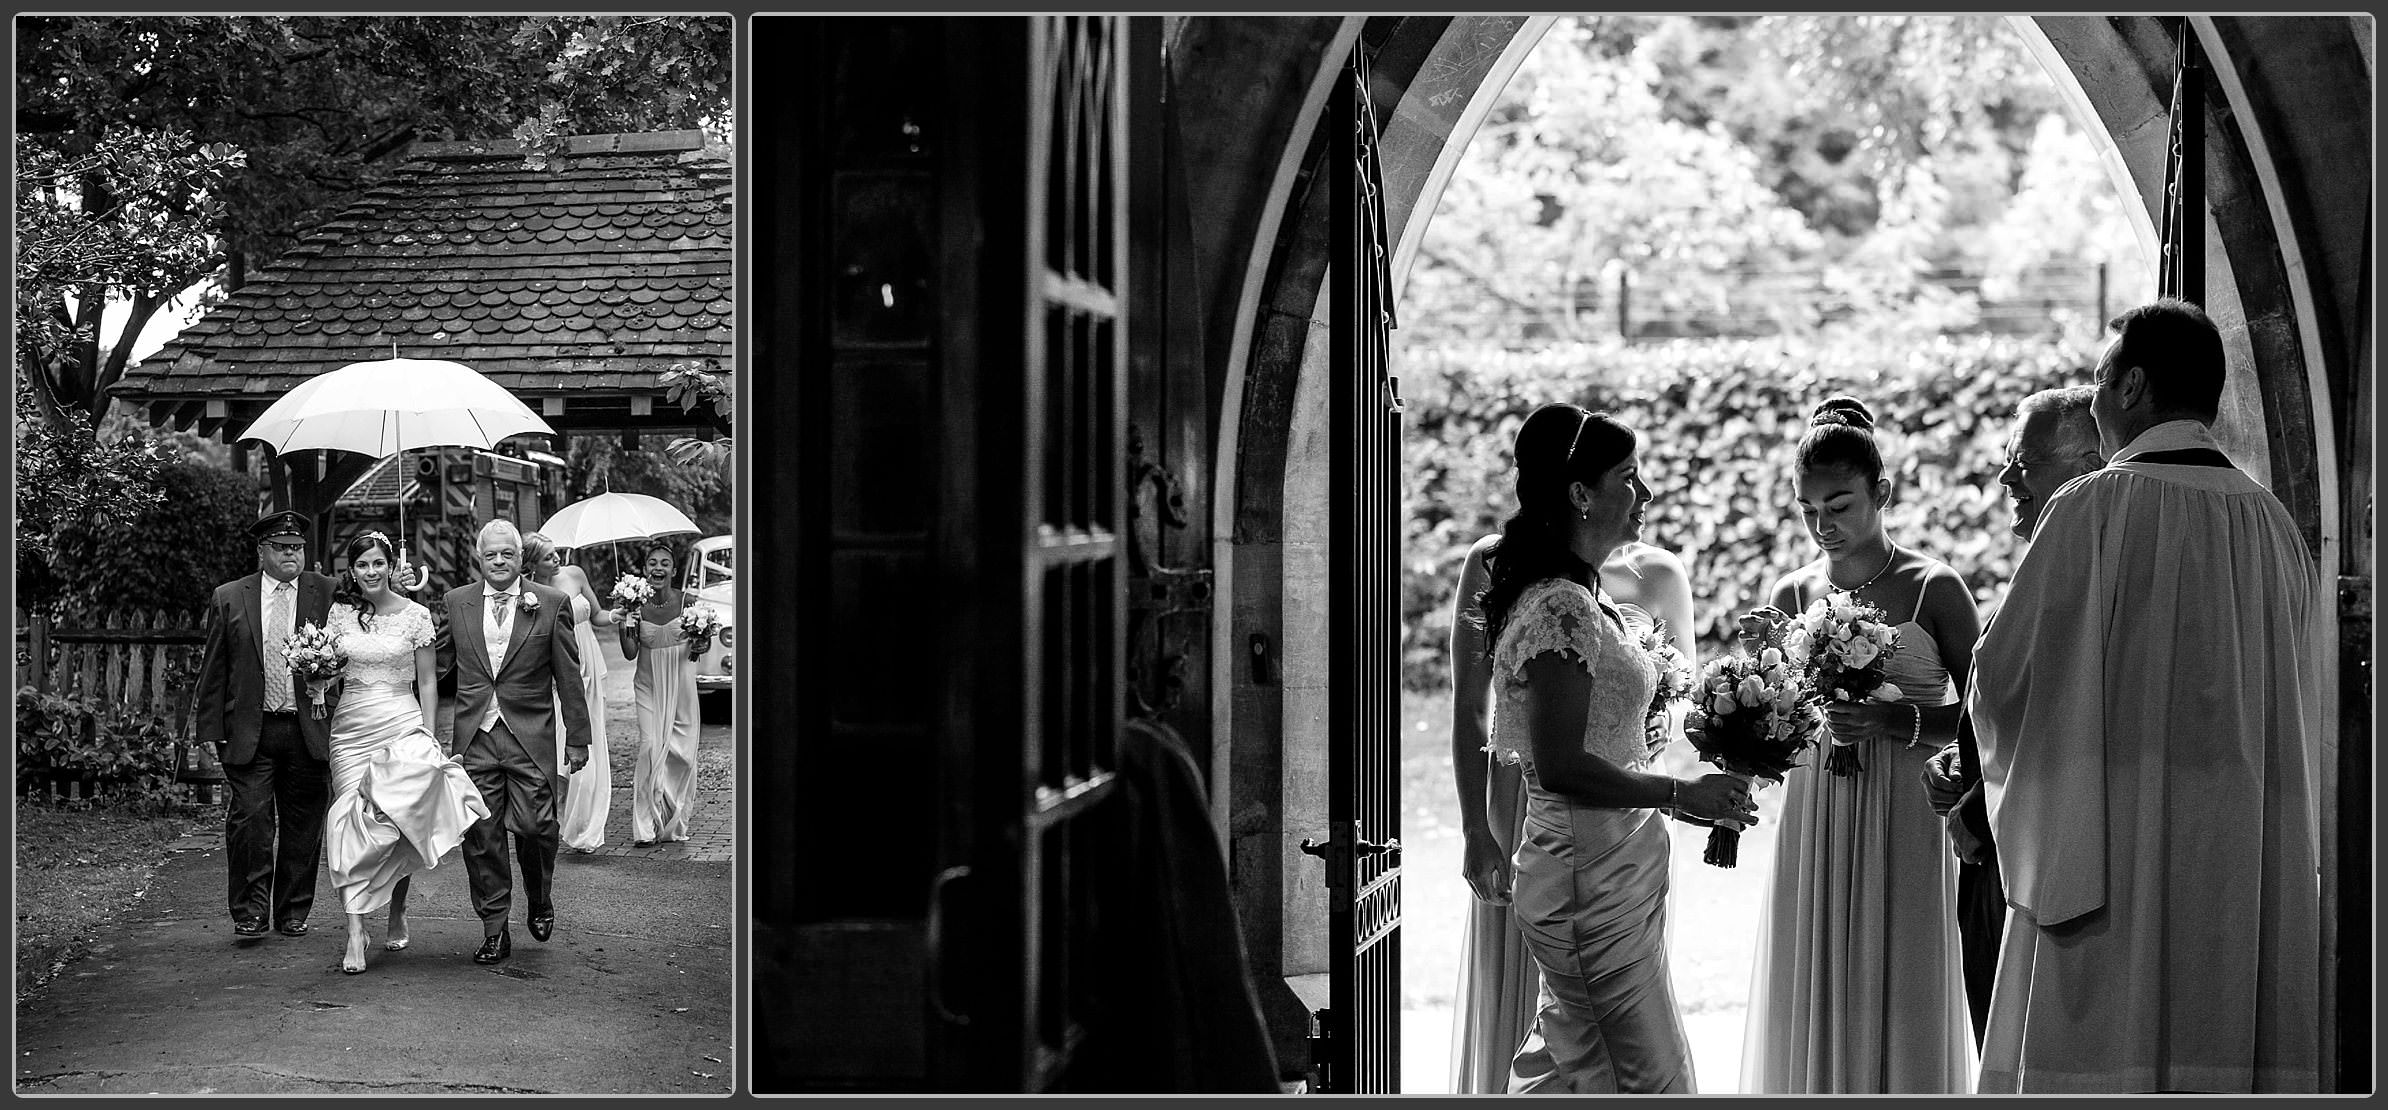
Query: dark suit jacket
[
  {"left": 443, "top": 579, "right": 590, "bottom": 776},
  {"left": 194, "top": 570, "right": 339, "bottom": 763}
]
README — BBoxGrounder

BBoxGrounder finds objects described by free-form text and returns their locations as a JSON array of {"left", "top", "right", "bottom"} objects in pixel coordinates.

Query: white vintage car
[{"left": 683, "top": 534, "right": 734, "bottom": 714}]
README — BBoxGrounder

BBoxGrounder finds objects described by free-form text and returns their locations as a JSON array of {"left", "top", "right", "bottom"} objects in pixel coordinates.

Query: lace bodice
[
  {"left": 1487, "top": 577, "right": 1659, "bottom": 771},
  {"left": 328, "top": 601, "right": 435, "bottom": 688}
]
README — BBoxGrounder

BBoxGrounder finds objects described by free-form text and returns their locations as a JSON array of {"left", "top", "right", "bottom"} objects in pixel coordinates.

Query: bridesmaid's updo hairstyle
[
  {"left": 1478, "top": 405, "right": 1639, "bottom": 647},
  {"left": 334, "top": 531, "right": 399, "bottom": 630},
  {"left": 522, "top": 531, "right": 558, "bottom": 571},
  {"left": 1796, "top": 395, "right": 1885, "bottom": 489}
]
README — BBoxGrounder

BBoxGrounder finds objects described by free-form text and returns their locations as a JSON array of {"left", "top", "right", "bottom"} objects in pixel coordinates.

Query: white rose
[
  {"left": 1759, "top": 647, "right": 1783, "bottom": 669},
  {"left": 1845, "top": 636, "right": 1880, "bottom": 669},
  {"left": 1773, "top": 686, "right": 1801, "bottom": 713},
  {"left": 1737, "top": 675, "right": 1767, "bottom": 707},
  {"left": 1872, "top": 682, "right": 1904, "bottom": 702},
  {"left": 1710, "top": 693, "right": 1738, "bottom": 717}
]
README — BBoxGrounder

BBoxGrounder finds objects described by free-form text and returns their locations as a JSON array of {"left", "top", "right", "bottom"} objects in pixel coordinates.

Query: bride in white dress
[
  {"left": 525, "top": 533, "right": 613, "bottom": 852},
  {"left": 322, "top": 533, "right": 489, "bottom": 974}
]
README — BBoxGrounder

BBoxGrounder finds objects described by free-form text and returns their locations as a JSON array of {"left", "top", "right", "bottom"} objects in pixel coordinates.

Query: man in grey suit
[
  {"left": 443, "top": 519, "right": 591, "bottom": 963},
  {"left": 193, "top": 510, "right": 339, "bottom": 939}
]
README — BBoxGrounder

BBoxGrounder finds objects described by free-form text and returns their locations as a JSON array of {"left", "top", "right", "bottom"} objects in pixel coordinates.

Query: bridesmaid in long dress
[
  {"left": 1479, "top": 409, "right": 1755, "bottom": 1093},
  {"left": 619, "top": 543, "right": 705, "bottom": 845},
  {"left": 1739, "top": 396, "right": 1980, "bottom": 1093},
  {"left": 322, "top": 532, "right": 489, "bottom": 973},
  {"left": 524, "top": 533, "right": 612, "bottom": 853},
  {"left": 1447, "top": 404, "right": 1701, "bottom": 1093}
]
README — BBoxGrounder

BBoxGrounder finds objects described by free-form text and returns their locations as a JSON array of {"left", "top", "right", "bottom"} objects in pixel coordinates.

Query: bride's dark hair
[
  {"left": 333, "top": 532, "right": 399, "bottom": 631},
  {"left": 1477, "top": 406, "right": 1638, "bottom": 648}
]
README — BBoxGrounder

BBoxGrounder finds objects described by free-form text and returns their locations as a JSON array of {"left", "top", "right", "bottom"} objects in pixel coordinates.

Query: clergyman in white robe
[{"left": 1967, "top": 418, "right": 2322, "bottom": 1093}]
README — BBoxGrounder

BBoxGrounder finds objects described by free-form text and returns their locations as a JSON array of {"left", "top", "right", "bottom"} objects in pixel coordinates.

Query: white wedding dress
[{"left": 322, "top": 601, "right": 488, "bottom": 914}]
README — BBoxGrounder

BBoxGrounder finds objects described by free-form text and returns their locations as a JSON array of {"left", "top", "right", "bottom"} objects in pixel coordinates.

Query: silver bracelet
[
  {"left": 1909, "top": 705, "right": 1924, "bottom": 749},
  {"left": 1670, "top": 779, "right": 1681, "bottom": 813}
]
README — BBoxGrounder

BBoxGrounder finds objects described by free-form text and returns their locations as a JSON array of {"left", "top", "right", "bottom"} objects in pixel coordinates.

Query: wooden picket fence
[{"left": 14, "top": 607, "right": 214, "bottom": 803}]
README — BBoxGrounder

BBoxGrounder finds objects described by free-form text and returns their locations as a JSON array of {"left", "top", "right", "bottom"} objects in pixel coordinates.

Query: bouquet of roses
[
  {"left": 1637, "top": 618, "right": 1694, "bottom": 755},
  {"left": 1785, "top": 593, "right": 1905, "bottom": 777},
  {"left": 281, "top": 622, "right": 348, "bottom": 719},
  {"left": 676, "top": 604, "right": 723, "bottom": 659},
  {"left": 608, "top": 576, "right": 657, "bottom": 625},
  {"left": 1681, "top": 620, "right": 1823, "bottom": 867}
]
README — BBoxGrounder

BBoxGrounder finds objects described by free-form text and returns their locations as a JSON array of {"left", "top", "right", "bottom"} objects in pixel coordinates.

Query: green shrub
[
  {"left": 51, "top": 460, "right": 257, "bottom": 616},
  {"left": 14, "top": 686, "right": 186, "bottom": 810},
  {"left": 1401, "top": 331, "right": 2098, "bottom": 691}
]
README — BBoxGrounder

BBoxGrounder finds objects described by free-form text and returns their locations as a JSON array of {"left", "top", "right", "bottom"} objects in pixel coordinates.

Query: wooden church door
[{"left": 752, "top": 15, "right": 1129, "bottom": 1092}]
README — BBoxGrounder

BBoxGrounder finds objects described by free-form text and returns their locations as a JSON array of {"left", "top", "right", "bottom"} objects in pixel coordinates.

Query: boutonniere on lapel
[{"left": 517, "top": 590, "right": 542, "bottom": 616}]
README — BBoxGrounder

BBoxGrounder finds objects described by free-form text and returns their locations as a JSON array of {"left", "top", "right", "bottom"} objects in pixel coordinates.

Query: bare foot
[
  {"left": 342, "top": 933, "right": 368, "bottom": 974},
  {"left": 384, "top": 914, "right": 410, "bottom": 952}
]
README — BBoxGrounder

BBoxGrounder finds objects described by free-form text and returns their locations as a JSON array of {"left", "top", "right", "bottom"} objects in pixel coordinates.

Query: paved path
[{"left": 13, "top": 636, "right": 737, "bottom": 1095}]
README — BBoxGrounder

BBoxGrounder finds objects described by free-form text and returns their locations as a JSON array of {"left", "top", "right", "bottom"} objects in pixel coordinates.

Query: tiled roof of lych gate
[
  {"left": 115, "top": 130, "right": 731, "bottom": 424},
  {"left": 332, "top": 454, "right": 413, "bottom": 508}
]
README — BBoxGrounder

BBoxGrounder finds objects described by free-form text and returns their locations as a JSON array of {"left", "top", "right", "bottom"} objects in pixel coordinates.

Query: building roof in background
[{"left": 114, "top": 130, "right": 731, "bottom": 440}]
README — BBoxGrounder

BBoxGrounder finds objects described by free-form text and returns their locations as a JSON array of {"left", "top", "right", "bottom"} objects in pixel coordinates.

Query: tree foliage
[
  {"left": 1406, "top": 15, "right": 2146, "bottom": 347},
  {"left": 14, "top": 15, "right": 734, "bottom": 429}
]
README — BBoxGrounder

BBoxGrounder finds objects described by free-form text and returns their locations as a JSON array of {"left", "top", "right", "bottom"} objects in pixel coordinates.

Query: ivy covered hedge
[{"left": 1400, "top": 332, "right": 2098, "bottom": 691}]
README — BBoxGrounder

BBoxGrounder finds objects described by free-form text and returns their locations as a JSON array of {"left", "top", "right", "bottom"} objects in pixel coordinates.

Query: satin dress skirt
[
  {"left": 324, "top": 682, "right": 488, "bottom": 915},
  {"left": 1506, "top": 787, "right": 1696, "bottom": 1093}
]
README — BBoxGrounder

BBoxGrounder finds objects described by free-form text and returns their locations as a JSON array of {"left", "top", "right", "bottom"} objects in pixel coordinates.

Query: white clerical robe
[{"left": 1968, "top": 419, "right": 2322, "bottom": 1093}]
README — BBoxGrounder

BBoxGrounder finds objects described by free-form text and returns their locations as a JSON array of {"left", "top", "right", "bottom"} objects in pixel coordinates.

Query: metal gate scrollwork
[{"left": 1304, "top": 44, "right": 1406, "bottom": 1095}]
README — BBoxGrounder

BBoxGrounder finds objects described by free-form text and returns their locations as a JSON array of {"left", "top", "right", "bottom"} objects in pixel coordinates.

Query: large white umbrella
[
  {"left": 240, "top": 355, "right": 555, "bottom": 580},
  {"left": 241, "top": 356, "right": 552, "bottom": 455},
  {"left": 536, "top": 491, "right": 701, "bottom": 549}
]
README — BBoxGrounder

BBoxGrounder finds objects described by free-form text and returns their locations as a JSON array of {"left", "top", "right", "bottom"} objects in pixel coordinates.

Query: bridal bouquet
[
  {"left": 1637, "top": 618, "right": 1694, "bottom": 755},
  {"left": 608, "top": 576, "right": 656, "bottom": 624},
  {"left": 677, "top": 604, "right": 723, "bottom": 659},
  {"left": 1785, "top": 593, "right": 1904, "bottom": 776},
  {"left": 281, "top": 622, "right": 348, "bottom": 719},
  {"left": 1681, "top": 623, "right": 1823, "bottom": 867}
]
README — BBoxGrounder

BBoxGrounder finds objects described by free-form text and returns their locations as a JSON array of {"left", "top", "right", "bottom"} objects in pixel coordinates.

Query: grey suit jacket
[{"left": 443, "top": 579, "right": 591, "bottom": 776}]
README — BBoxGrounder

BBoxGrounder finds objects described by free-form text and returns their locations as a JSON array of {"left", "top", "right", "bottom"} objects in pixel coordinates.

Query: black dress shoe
[
  {"left": 276, "top": 919, "right": 310, "bottom": 938},
  {"left": 473, "top": 929, "right": 512, "bottom": 964},
  {"left": 528, "top": 910, "right": 554, "bottom": 943},
  {"left": 232, "top": 917, "right": 268, "bottom": 937}
]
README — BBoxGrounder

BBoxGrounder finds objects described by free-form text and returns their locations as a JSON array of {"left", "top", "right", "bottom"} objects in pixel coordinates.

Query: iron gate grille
[{"left": 1321, "top": 44, "right": 1406, "bottom": 1095}]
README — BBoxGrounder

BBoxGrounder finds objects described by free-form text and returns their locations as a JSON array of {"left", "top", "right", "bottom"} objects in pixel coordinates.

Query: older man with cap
[
  {"left": 1923, "top": 385, "right": 2104, "bottom": 1047},
  {"left": 194, "top": 510, "right": 342, "bottom": 940}
]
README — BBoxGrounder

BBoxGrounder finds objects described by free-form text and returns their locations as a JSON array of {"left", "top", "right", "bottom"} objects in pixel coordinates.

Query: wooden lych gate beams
[{"left": 1303, "top": 44, "right": 1407, "bottom": 1095}]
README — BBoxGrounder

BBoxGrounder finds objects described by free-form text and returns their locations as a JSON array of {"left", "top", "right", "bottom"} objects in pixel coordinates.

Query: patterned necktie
[{"left": 265, "top": 580, "right": 295, "bottom": 710}]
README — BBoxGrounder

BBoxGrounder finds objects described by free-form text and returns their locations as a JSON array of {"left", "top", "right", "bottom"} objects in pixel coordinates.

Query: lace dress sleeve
[
  {"left": 1491, "top": 580, "right": 1599, "bottom": 684},
  {"left": 1483, "top": 580, "right": 1601, "bottom": 767},
  {"left": 405, "top": 603, "right": 436, "bottom": 650}
]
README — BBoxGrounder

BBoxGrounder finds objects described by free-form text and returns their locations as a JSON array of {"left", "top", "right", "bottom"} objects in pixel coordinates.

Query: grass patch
[{"left": 15, "top": 802, "right": 204, "bottom": 998}]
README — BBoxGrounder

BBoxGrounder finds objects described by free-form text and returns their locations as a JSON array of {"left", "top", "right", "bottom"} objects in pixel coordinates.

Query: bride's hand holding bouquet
[
  {"left": 283, "top": 622, "right": 348, "bottom": 719},
  {"left": 1681, "top": 615, "right": 1824, "bottom": 867}
]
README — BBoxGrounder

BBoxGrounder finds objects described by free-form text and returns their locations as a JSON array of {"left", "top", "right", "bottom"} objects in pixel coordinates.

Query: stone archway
[{"left": 1176, "top": 13, "right": 2370, "bottom": 1086}]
